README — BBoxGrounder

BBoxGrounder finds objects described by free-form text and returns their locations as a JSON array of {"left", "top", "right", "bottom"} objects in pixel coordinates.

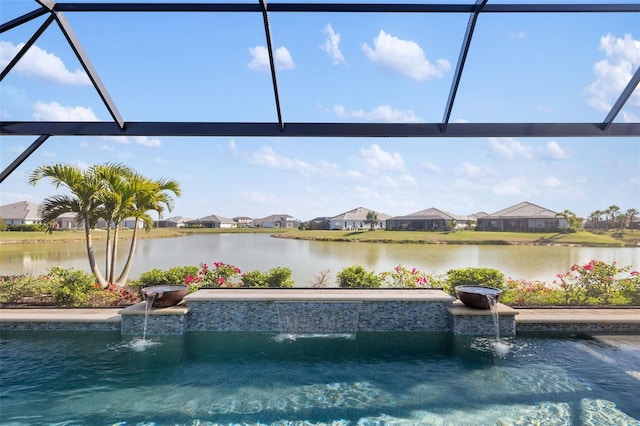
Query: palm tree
[
  {"left": 93, "top": 163, "right": 135, "bottom": 283},
  {"left": 115, "top": 176, "right": 181, "bottom": 286},
  {"left": 365, "top": 210, "right": 379, "bottom": 231},
  {"left": 28, "top": 163, "right": 109, "bottom": 287},
  {"left": 555, "top": 209, "right": 577, "bottom": 233},
  {"left": 605, "top": 205, "right": 620, "bottom": 231},
  {"left": 587, "top": 210, "right": 602, "bottom": 230},
  {"left": 626, "top": 208, "right": 639, "bottom": 230}
]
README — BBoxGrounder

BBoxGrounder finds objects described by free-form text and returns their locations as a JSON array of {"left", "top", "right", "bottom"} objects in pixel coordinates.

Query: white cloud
[
  {"left": 321, "top": 24, "right": 345, "bottom": 65},
  {"left": 333, "top": 104, "right": 419, "bottom": 122},
  {"left": 455, "top": 161, "right": 489, "bottom": 177},
  {"left": 229, "top": 139, "right": 237, "bottom": 154},
  {"left": 0, "top": 41, "right": 91, "bottom": 86},
  {"left": 361, "top": 30, "right": 450, "bottom": 81},
  {"left": 0, "top": 191, "right": 37, "bottom": 202},
  {"left": 543, "top": 176, "right": 562, "bottom": 188},
  {"left": 510, "top": 31, "right": 526, "bottom": 40},
  {"left": 97, "top": 144, "right": 114, "bottom": 152},
  {"left": 488, "top": 137, "right": 533, "bottom": 161},
  {"left": 103, "top": 135, "right": 129, "bottom": 144},
  {"left": 248, "top": 146, "right": 316, "bottom": 174},
  {"left": 134, "top": 136, "right": 161, "bottom": 148},
  {"left": 248, "top": 46, "right": 295, "bottom": 72},
  {"left": 33, "top": 100, "right": 98, "bottom": 121},
  {"left": 493, "top": 180, "right": 524, "bottom": 196},
  {"left": 543, "top": 141, "right": 569, "bottom": 159},
  {"left": 360, "top": 144, "right": 405, "bottom": 172},
  {"left": 422, "top": 162, "right": 441, "bottom": 173},
  {"left": 585, "top": 33, "right": 640, "bottom": 121}
]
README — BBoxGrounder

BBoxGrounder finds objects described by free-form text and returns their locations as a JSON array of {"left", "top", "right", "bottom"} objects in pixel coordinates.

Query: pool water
[{"left": 1, "top": 331, "right": 638, "bottom": 425}]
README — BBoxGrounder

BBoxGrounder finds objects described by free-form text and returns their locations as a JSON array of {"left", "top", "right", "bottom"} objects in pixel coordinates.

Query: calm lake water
[{"left": 1, "top": 233, "right": 638, "bottom": 285}]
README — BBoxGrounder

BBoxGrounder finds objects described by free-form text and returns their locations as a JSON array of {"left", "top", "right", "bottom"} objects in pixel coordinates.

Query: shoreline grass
[{"left": 1, "top": 227, "right": 638, "bottom": 247}]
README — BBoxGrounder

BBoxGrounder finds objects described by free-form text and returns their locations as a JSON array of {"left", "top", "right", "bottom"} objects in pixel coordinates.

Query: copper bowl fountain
[
  {"left": 455, "top": 285, "right": 502, "bottom": 309},
  {"left": 141, "top": 285, "right": 189, "bottom": 308}
]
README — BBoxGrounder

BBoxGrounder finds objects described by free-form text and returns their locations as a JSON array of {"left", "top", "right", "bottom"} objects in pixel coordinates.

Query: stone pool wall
[{"left": 118, "top": 288, "right": 516, "bottom": 336}]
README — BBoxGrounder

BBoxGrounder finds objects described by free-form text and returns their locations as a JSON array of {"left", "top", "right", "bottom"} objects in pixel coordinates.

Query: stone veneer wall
[
  {"left": 120, "top": 312, "right": 189, "bottom": 335},
  {"left": 451, "top": 314, "right": 516, "bottom": 336},
  {"left": 0, "top": 321, "right": 120, "bottom": 332},
  {"left": 186, "top": 300, "right": 452, "bottom": 332},
  {"left": 516, "top": 322, "right": 640, "bottom": 334}
]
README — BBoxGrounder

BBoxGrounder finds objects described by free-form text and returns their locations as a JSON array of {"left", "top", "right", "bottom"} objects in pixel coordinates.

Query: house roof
[
  {"left": 390, "top": 207, "right": 469, "bottom": 221},
  {"left": 0, "top": 201, "right": 40, "bottom": 221},
  {"left": 254, "top": 214, "right": 296, "bottom": 223},
  {"left": 189, "top": 214, "right": 235, "bottom": 224},
  {"left": 330, "top": 207, "right": 392, "bottom": 221},
  {"left": 482, "top": 201, "right": 559, "bottom": 219},
  {"left": 159, "top": 216, "right": 191, "bottom": 223}
]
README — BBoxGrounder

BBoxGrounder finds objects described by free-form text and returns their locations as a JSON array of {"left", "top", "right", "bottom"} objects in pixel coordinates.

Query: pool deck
[{"left": 1, "top": 306, "right": 639, "bottom": 331}]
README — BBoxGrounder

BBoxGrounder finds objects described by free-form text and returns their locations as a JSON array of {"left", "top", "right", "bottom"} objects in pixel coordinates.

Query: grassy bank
[
  {"left": 274, "top": 229, "right": 640, "bottom": 247},
  {"left": 0, "top": 227, "right": 287, "bottom": 244},
  {"left": 1, "top": 227, "right": 638, "bottom": 247}
]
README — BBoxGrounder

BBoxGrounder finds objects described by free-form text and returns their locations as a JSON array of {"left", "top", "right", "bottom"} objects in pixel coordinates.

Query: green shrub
[
  {"left": 619, "top": 273, "right": 640, "bottom": 305},
  {"left": 6, "top": 223, "right": 47, "bottom": 232},
  {"left": 266, "top": 267, "right": 295, "bottom": 288},
  {"left": 135, "top": 266, "right": 199, "bottom": 289},
  {"left": 0, "top": 274, "right": 54, "bottom": 305},
  {"left": 444, "top": 267, "right": 505, "bottom": 295},
  {"left": 47, "top": 266, "right": 96, "bottom": 307},
  {"left": 242, "top": 270, "right": 268, "bottom": 287},
  {"left": 336, "top": 265, "right": 382, "bottom": 288},
  {"left": 553, "top": 260, "right": 636, "bottom": 305}
]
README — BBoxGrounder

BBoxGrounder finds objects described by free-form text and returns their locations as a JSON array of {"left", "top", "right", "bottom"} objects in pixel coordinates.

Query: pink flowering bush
[
  {"left": 380, "top": 265, "right": 431, "bottom": 288},
  {"left": 502, "top": 278, "right": 559, "bottom": 306},
  {"left": 553, "top": 260, "right": 637, "bottom": 305},
  {"left": 197, "top": 262, "right": 245, "bottom": 288}
]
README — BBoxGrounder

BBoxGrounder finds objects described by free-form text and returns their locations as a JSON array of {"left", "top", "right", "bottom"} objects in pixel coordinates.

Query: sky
[{"left": 1, "top": 1, "right": 639, "bottom": 222}]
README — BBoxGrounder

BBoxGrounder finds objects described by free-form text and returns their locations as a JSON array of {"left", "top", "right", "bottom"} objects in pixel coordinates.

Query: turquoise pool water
[{"left": 1, "top": 331, "right": 638, "bottom": 425}]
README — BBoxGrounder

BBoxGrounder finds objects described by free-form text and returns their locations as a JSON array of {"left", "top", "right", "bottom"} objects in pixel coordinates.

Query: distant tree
[
  {"left": 626, "top": 208, "right": 639, "bottom": 230},
  {"left": 555, "top": 209, "right": 579, "bottom": 233},
  {"left": 605, "top": 205, "right": 620, "bottom": 231},
  {"left": 448, "top": 219, "right": 457, "bottom": 232},
  {"left": 0, "top": 218, "right": 6, "bottom": 231},
  {"left": 365, "top": 211, "right": 379, "bottom": 230},
  {"left": 587, "top": 210, "right": 603, "bottom": 230}
]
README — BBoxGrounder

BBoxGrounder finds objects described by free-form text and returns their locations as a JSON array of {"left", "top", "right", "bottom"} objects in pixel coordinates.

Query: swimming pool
[{"left": 1, "top": 331, "right": 638, "bottom": 425}]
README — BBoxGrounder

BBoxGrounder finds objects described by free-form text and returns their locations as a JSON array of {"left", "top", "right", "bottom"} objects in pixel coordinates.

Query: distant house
[
  {"left": 121, "top": 217, "right": 146, "bottom": 229},
  {"left": 476, "top": 201, "right": 565, "bottom": 232},
  {"left": 307, "top": 216, "right": 331, "bottom": 230},
  {"left": 155, "top": 216, "right": 191, "bottom": 228},
  {"left": 254, "top": 214, "right": 300, "bottom": 229},
  {"left": 233, "top": 216, "right": 253, "bottom": 228},
  {"left": 0, "top": 201, "right": 41, "bottom": 226},
  {"left": 386, "top": 207, "right": 470, "bottom": 231},
  {"left": 187, "top": 214, "right": 237, "bottom": 228},
  {"left": 329, "top": 207, "right": 391, "bottom": 230},
  {"left": 54, "top": 212, "right": 80, "bottom": 230}
]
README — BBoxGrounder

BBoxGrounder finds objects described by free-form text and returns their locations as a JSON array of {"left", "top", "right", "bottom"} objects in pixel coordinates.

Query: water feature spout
[
  {"left": 142, "top": 293, "right": 156, "bottom": 341},
  {"left": 276, "top": 302, "right": 362, "bottom": 338}
]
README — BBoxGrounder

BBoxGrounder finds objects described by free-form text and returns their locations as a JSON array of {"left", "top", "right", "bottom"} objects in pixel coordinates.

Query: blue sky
[{"left": 1, "top": 1, "right": 639, "bottom": 221}]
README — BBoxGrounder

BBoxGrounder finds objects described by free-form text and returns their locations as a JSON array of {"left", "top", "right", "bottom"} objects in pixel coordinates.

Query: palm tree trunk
[
  {"left": 115, "top": 218, "right": 139, "bottom": 286},
  {"left": 105, "top": 224, "right": 112, "bottom": 283},
  {"left": 109, "top": 225, "right": 120, "bottom": 283},
  {"left": 85, "top": 220, "right": 108, "bottom": 288}
]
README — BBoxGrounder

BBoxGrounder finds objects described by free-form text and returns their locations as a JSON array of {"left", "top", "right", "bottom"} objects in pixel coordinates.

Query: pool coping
[{"left": 1, "top": 307, "right": 638, "bottom": 327}]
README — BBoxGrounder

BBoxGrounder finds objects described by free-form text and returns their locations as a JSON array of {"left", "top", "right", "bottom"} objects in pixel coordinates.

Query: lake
[{"left": 1, "top": 233, "right": 638, "bottom": 285}]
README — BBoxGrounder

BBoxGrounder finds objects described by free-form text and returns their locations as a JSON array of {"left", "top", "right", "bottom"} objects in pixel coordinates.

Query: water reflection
[{"left": 1, "top": 234, "right": 638, "bottom": 285}]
